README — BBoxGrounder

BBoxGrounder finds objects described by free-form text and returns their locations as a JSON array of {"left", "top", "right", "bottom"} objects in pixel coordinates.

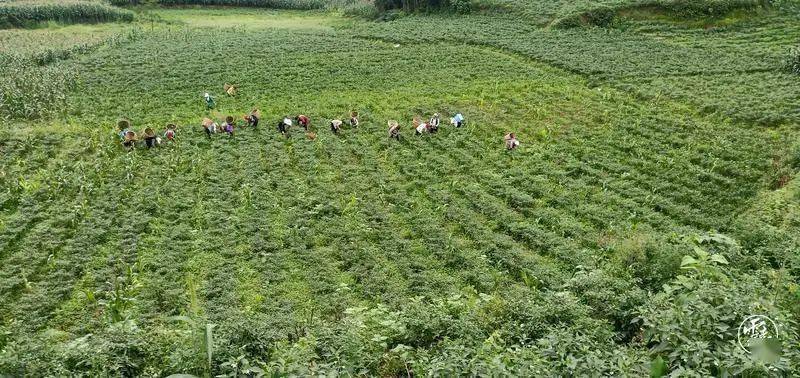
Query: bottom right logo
[{"left": 738, "top": 314, "right": 780, "bottom": 355}]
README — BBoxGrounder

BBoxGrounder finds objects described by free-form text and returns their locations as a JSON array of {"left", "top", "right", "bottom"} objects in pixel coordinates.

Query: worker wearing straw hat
[
  {"left": 330, "top": 119, "right": 343, "bottom": 134},
  {"left": 203, "top": 92, "right": 216, "bottom": 110},
  {"left": 451, "top": 112, "right": 464, "bottom": 128},
  {"left": 143, "top": 127, "right": 159, "bottom": 148},
  {"left": 223, "top": 116, "right": 235, "bottom": 137},
  {"left": 122, "top": 130, "right": 137, "bottom": 151},
  {"left": 296, "top": 114, "right": 310, "bottom": 131},
  {"left": 277, "top": 116, "right": 291, "bottom": 137},
  {"left": 429, "top": 113, "right": 441, "bottom": 133},
  {"left": 244, "top": 109, "right": 260, "bottom": 128},
  {"left": 350, "top": 111, "right": 359, "bottom": 128},
  {"left": 413, "top": 117, "right": 428, "bottom": 135},
  {"left": 202, "top": 117, "right": 217, "bottom": 139},
  {"left": 504, "top": 132, "right": 520, "bottom": 150},
  {"left": 117, "top": 119, "right": 131, "bottom": 140},
  {"left": 224, "top": 83, "right": 237, "bottom": 97},
  {"left": 388, "top": 120, "right": 400, "bottom": 140},
  {"left": 164, "top": 124, "right": 177, "bottom": 142}
]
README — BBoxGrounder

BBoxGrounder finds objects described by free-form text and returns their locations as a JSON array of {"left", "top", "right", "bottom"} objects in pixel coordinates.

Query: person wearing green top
[{"left": 204, "top": 92, "right": 215, "bottom": 110}]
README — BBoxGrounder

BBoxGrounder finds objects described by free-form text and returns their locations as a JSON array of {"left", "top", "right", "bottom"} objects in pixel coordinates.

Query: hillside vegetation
[
  {"left": 0, "top": 1, "right": 799, "bottom": 377},
  {"left": 0, "top": 0, "right": 134, "bottom": 29}
]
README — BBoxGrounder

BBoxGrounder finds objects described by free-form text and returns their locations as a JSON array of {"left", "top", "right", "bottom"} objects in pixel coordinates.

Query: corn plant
[{"left": 0, "top": 0, "right": 134, "bottom": 29}]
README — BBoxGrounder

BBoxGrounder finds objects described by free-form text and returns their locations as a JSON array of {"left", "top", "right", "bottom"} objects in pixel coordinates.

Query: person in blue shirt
[
  {"left": 452, "top": 113, "right": 464, "bottom": 128},
  {"left": 117, "top": 119, "right": 131, "bottom": 140}
]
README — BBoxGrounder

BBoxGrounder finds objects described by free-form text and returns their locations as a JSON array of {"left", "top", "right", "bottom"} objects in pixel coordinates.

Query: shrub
[
  {"left": 551, "top": 6, "right": 616, "bottom": 28},
  {"left": 0, "top": 1, "right": 134, "bottom": 29},
  {"left": 635, "top": 239, "right": 800, "bottom": 376},
  {"left": 788, "top": 44, "right": 800, "bottom": 74},
  {"left": 449, "top": 0, "right": 470, "bottom": 14},
  {"left": 553, "top": 0, "right": 770, "bottom": 29},
  {"left": 651, "top": 0, "right": 769, "bottom": 18}
]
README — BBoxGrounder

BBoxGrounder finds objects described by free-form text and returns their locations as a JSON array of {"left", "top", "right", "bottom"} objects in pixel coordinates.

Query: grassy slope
[
  {"left": 349, "top": 6, "right": 800, "bottom": 126},
  {"left": 0, "top": 6, "right": 799, "bottom": 376}
]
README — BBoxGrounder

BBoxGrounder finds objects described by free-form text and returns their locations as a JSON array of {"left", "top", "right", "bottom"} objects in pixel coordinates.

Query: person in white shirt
[
  {"left": 330, "top": 119, "right": 343, "bottom": 133},
  {"left": 416, "top": 122, "right": 428, "bottom": 135},
  {"left": 504, "top": 132, "right": 520, "bottom": 150},
  {"left": 429, "top": 113, "right": 440, "bottom": 133},
  {"left": 277, "top": 116, "right": 292, "bottom": 137}
]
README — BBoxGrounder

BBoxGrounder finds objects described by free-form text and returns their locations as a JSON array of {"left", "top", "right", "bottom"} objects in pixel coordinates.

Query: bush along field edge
[{"left": 550, "top": 0, "right": 782, "bottom": 29}]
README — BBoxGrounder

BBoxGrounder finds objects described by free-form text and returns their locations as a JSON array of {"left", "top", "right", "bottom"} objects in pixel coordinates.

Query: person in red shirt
[
  {"left": 296, "top": 114, "right": 310, "bottom": 131},
  {"left": 164, "top": 124, "right": 176, "bottom": 142}
]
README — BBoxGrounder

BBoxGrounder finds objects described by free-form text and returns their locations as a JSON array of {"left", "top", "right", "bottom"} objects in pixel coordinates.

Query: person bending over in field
[
  {"left": 202, "top": 118, "right": 217, "bottom": 139},
  {"left": 223, "top": 116, "right": 235, "bottom": 137},
  {"left": 244, "top": 109, "right": 260, "bottom": 128},
  {"left": 413, "top": 117, "right": 428, "bottom": 135},
  {"left": 429, "top": 113, "right": 440, "bottom": 133},
  {"left": 164, "top": 124, "right": 176, "bottom": 142},
  {"left": 204, "top": 93, "right": 215, "bottom": 110},
  {"left": 143, "top": 127, "right": 159, "bottom": 149},
  {"left": 388, "top": 120, "right": 400, "bottom": 140},
  {"left": 416, "top": 122, "right": 429, "bottom": 135},
  {"left": 504, "top": 132, "right": 520, "bottom": 150},
  {"left": 451, "top": 112, "right": 464, "bottom": 128},
  {"left": 224, "top": 83, "right": 237, "bottom": 97},
  {"left": 276, "top": 116, "right": 292, "bottom": 137},
  {"left": 122, "top": 131, "right": 137, "bottom": 151},
  {"left": 330, "top": 119, "right": 343, "bottom": 134},
  {"left": 296, "top": 114, "right": 310, "bottom": 131},
  {"left": 117, "top": 119, "right": 131, "bottom": 140},
  {"left": 350, "top": 111, "right": 359, "bottom": 128}
]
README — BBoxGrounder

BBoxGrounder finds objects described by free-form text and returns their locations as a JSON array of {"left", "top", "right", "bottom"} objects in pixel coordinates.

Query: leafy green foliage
[
  {"left": 551, "top": 5, "right": 617, "bottom": 28},
  {"left": 350, "top": 8, "right": 800, "bottom": 125},
  {"left": 645, "top": 0, "right": 771, "bottom": 18},
  {"left": 789, "top": 43, "right": 800, "bottom": 74},
  {"left": 0, "top": 1, "right": 134, "bottom": 29},
  {"left": 636, "top": 235, "right": 800, "bottom": 375},
  {"left": 0, "top": 56, "right": 77, "bottom": 119},
  {"left": 0, "top": 25, "right": 141, "bottom": 119},
  {"left": 1, "top": 5, "right": 799, "bottom": 377}
]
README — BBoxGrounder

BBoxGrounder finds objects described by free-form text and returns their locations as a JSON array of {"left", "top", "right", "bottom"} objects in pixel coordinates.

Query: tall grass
[
  {"left": 0, "top": 55, "right": 77, "bottom": 119},
  {"left": 0, "top": 27, "right": 142, "bottom": 119},
  {"left": 0, "top": 0, "right": 135, "bottom": 29}
]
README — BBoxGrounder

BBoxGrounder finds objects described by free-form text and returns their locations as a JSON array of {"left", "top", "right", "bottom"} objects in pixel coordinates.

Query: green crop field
[{"left": 1, "top": 0, "right": 799, "bottom": 376}]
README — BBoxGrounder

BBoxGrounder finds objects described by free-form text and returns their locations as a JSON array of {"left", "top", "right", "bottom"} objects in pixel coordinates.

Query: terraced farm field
[{"left": 1, "top": 2, "right": 799, "bottom": 376}]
